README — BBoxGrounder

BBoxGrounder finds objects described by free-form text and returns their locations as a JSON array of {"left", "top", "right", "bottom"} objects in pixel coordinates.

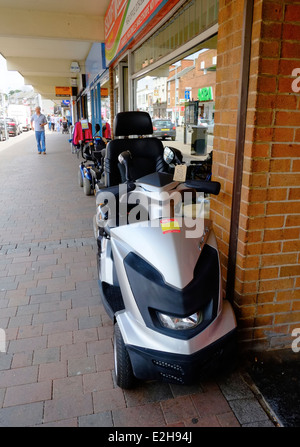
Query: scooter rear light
[{"left": 157, "top": 310, "right": 203, "bottom": 330}]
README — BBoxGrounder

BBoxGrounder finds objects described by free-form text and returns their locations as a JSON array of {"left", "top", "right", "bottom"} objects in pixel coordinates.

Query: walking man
[{"left": 31, "top": 107, "right": 48, "bottom": 154}]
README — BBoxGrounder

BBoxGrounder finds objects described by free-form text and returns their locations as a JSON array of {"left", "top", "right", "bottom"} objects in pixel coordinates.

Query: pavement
[
  {"left": 0, "top": 130, "right": 278, "bottom": 428},
  {"left": 245, "top": 349, "right": 300, "bottom": 428}
]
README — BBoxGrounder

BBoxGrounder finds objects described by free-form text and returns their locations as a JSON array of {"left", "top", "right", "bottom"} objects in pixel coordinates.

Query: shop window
[{"left": 135, "top": 33, "right": 217, "bottom": 164}]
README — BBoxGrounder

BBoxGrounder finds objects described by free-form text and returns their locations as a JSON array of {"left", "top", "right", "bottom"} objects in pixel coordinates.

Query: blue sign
[{"left": 185, "top": 90, "right": 190, "bottom": 100}]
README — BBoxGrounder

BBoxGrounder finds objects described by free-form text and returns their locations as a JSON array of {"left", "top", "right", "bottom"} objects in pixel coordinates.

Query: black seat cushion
[
  {"left": 105, "top": 137, "right": 167, "bottom": 186},
  {"left": 103, "top": 111, "right": 167, "bottom": 186}
]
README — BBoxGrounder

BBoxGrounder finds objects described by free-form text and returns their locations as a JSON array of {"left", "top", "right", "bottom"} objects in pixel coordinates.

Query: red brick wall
[{"left": 212, "top": 0, "right": 300, "bottom": 350}]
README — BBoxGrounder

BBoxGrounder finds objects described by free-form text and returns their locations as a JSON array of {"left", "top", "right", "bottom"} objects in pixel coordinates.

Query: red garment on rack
[
  {"left": 73, "top": 121, "right": 93, "bottom": 145},
  {"left": 103, "top": 121, "right": 111, "bottom": 139}
]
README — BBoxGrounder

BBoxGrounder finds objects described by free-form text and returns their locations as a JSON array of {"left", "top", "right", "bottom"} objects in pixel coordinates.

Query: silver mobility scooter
[{"left": 94, "top": 112, "right": 237, "bottom": 388}]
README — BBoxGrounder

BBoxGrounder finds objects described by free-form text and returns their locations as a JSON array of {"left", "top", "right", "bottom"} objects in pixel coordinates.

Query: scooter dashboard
[{"left": 135, "top": 171, "right": 180, "bottom": 193}]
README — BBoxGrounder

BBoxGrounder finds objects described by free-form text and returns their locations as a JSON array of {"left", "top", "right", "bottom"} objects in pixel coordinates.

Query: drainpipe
[{"left": 225, "top": 0, "right": 254, "bottom": 302}]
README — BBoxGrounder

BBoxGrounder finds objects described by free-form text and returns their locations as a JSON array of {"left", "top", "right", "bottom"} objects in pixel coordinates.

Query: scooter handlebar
[{"left": 184, "top": 180, "right": 221, "bottom": 195}]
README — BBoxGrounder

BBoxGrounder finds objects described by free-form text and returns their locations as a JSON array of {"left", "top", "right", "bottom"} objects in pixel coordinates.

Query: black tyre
[
  {"left": 83, "top": 177, "right": 92, "bottom": 195},
  {"left": 78, "top": 168, "right": 83, "bottom": 187},
  {"left": 114, "top": 322, "right": 135, "bottom": 389}
]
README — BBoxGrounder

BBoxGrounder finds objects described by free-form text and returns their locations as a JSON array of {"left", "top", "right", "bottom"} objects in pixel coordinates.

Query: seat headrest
[{"left": 113, "top": 111, "right": 153, "bottom": 137}]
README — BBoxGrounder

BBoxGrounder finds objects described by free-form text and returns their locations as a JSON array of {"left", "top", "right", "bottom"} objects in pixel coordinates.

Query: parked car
[
  {"left": 198, "top": 118, "right": 214, "bottom": 134},
  {"left": 152, "top": 119, "right": 176, "bottom": 141},
  {"left": 0, "top": 119, "right": 8, "bottom": 141},
  {"left": 6, "top": 117, "right": 22, "bottom": 136}
]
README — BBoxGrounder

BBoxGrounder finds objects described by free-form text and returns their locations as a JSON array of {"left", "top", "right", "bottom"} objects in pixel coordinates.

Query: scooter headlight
[{"left": 157, "top": 311, "right": 203, "bottom": 330}]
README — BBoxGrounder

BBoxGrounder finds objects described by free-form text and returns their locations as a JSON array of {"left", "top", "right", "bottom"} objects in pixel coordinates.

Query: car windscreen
[{"left": 153, "top": 121, "right": 172, "bottom": 127}]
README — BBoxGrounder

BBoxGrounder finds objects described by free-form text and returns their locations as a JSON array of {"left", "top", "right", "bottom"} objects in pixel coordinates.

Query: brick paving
[{"left": 0, "top": 131, "right": 275, "bottom": 427}]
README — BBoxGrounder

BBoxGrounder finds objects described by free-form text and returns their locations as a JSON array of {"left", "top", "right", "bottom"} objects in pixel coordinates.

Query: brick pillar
[{"left": 212, "top": 0, "right": 300, "bottom": 350}]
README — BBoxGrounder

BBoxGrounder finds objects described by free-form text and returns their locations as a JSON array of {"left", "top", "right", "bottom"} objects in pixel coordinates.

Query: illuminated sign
[{"left": 198, "top": 87, "right": 213, "bottom": 102}]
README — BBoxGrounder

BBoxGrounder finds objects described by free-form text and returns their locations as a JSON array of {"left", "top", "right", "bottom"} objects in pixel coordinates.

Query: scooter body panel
[
  {"left": 104, "top": 216, "right": 236, "bottom": 383},
  {"left": 95, "top": 180, "right": 237, "bottom": 385},
  {"left": 110, "top": 217, "right": 210, "bottom": 289}
]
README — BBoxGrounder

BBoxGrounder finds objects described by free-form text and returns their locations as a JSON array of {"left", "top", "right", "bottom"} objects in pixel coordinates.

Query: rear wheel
[
  {"left": 78, "top": 168, "right": 83, "bottom": 187},
  {"left": 83, "top": 177, "right": 92, "bottom": 195},
  {"left": 114, "top": 322, "right": 135, "bottom": 389}
]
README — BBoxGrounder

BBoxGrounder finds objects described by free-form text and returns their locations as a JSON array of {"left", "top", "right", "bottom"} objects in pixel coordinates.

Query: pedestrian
[
  {"left": 55, "top": 115, "right": 60, "bottom": 133},
  {"left": 51, "top": 114, "right": 55, "bottom": 131},
  {"left": 31, "top": 106, "right": 48, "bottom": 154}
]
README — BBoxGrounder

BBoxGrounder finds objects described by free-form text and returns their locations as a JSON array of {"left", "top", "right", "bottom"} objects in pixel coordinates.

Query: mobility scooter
[
  {"left": 93, "top": 111, "right": 237, "bottom": 388},
  {"left": 77, "top": 124, "right": 107, "bottom": 195}
]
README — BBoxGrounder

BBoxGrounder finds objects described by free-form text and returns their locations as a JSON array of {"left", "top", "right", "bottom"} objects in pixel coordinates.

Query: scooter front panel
[{"left": 110, "top": 218, "right": 208, "bottom": 289}]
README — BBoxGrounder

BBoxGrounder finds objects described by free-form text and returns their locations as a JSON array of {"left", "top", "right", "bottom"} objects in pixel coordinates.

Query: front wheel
[{"left": 114, "top": 322, "right": 135, "bottom": 389}]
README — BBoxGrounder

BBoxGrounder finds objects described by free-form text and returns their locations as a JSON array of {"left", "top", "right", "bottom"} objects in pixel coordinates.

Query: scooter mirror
[
  {"left": 163, "top": 147, "right": 175, "bottom": 164},
  {"left": 164, "top": 146, "right": 183, "bottom": 165}
]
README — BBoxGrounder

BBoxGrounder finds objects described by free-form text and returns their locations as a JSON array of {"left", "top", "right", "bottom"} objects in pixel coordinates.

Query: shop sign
[
  {"left": 105, "top": 0, "right": 180, "bottom": 65},
  {"left": 55, "top": 87, "right": 71, "bottom": 97},
  {"left": 198, "top": 87, "right": 213, "bottom": 102}
]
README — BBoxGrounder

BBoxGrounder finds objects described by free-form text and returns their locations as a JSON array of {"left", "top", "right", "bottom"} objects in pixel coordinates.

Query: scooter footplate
[{"left": 98, "top": 281, "right": 124, "bottom": 320}]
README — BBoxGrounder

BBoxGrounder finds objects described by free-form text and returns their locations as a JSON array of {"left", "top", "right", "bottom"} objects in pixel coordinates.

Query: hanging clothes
[{"left": 72, "top": 121, "right": 93, "bottom": 146}]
